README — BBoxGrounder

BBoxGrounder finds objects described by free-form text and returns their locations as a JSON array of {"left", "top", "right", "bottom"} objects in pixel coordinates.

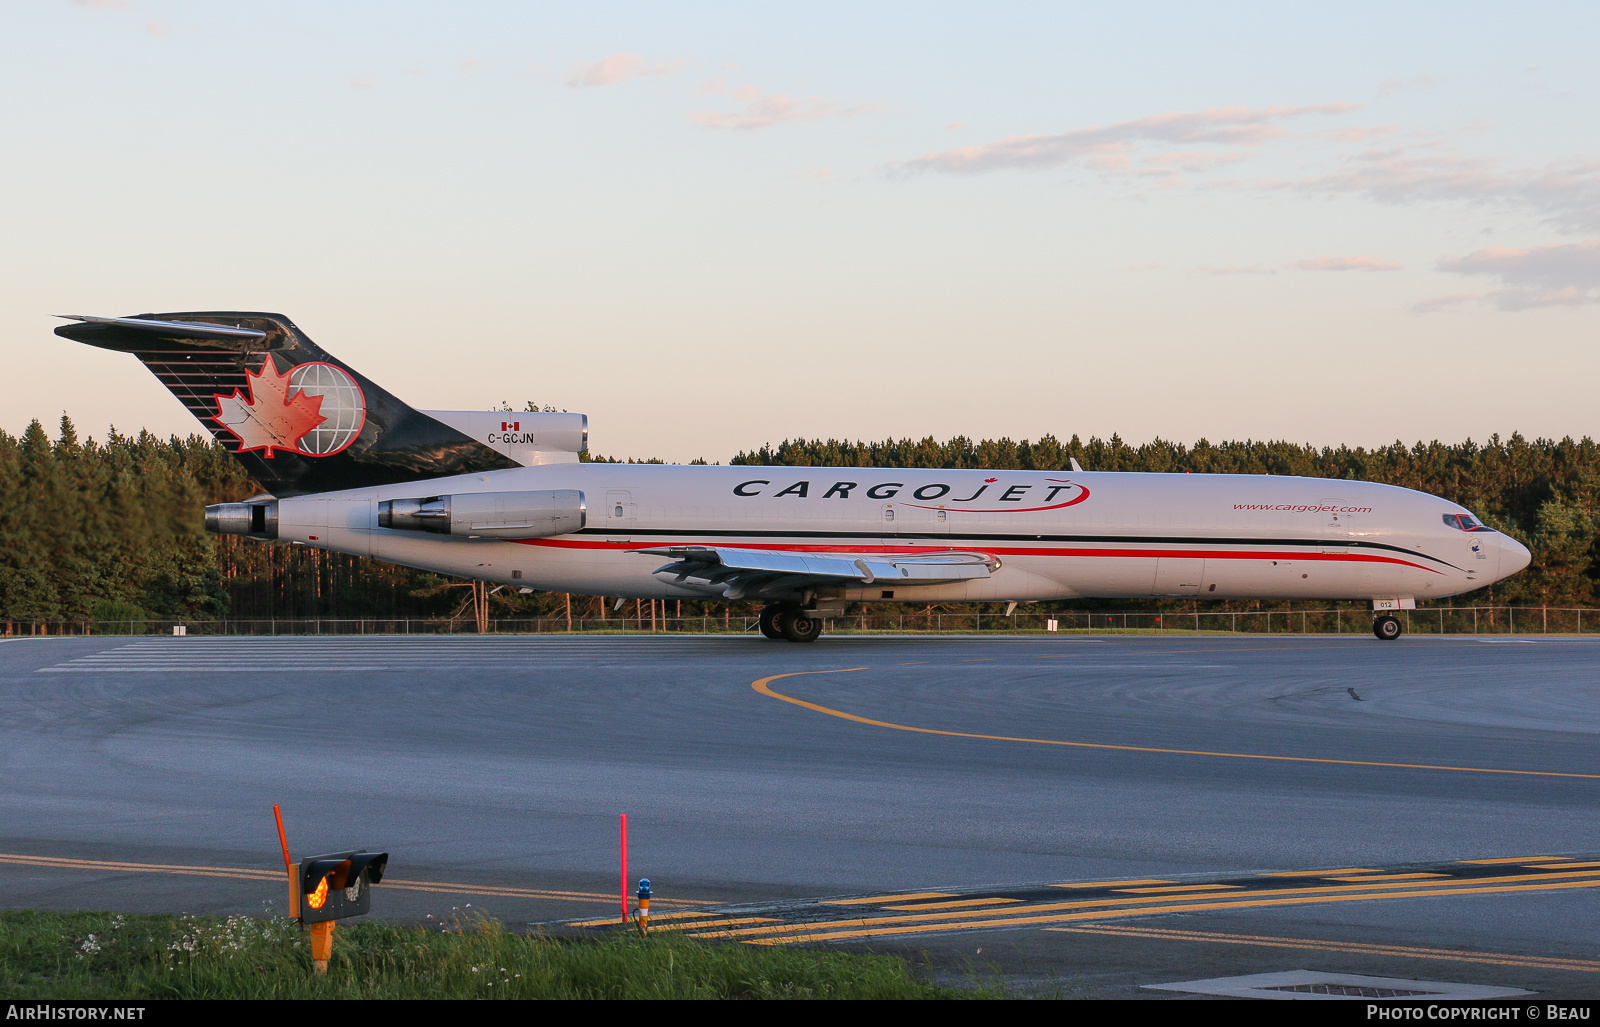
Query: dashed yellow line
[
  {"left": 823, "top": 891, "right": 954, "bottom": 905},
  {"left": 738, "top": 877, "right": 1600, "bottom": 945},
  {"left": 885, "top": 897, "right": 1022, "bottom": 911},
  {"left": 751, "top": 669, "right": 1600, "bottom": 779},
  {"left": 1327, "top": 872, "right": 1445, "bottom": 882},
  {"left": 687, "top": 867, "right": 1600, "bottom": 944}
]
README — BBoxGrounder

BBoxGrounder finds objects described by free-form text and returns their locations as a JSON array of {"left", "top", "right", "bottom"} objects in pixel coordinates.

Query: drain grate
[
  {"left": 1260, "top": 983, "right": 1436, "bottom": 998},
  {"left": 1145, "top": 970, "right": 1534, "bottom": 1000}
]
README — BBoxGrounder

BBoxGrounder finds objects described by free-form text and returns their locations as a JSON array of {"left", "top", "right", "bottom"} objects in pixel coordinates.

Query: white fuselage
[{"left": 269, "top": 464, "right": 1530, "bottom": 605}]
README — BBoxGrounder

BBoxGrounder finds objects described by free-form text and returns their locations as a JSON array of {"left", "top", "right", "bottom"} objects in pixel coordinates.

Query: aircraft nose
[{"left": 1498, "top": 534, "right": 1531, "bottom": 579}]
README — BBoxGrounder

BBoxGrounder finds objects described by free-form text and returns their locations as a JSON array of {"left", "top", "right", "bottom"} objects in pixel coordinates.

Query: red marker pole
[
  {"left": 620, "top": 813, "right": 628, "bottom": 922},
  {"left": 272, "top": 804, "right": 298, "bottom": 919}
]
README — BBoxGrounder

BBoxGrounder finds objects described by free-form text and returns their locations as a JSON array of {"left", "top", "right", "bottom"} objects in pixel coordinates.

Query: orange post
[
  {"left": 308, "top": 920, "right": 334, "bottom": 973},
  {"left": 273, "top": 804, "right": 298, "bottom": 919}
]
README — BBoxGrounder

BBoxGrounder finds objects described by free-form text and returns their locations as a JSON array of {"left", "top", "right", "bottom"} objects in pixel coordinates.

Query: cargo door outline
[
  {"left": 605, "top": 490, "right": 635, "bottom": 542},
  {"left": 1153, "top": 557, "right": 1205, "bottom": 595},
  {"left": 1320, "top": 498, "right": 1355, "bottom": 555}
]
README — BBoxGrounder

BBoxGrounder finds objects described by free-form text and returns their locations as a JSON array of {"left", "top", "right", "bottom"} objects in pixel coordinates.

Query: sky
[{"left": 2, "top": 1, "right": 1598, "bottom": 462}]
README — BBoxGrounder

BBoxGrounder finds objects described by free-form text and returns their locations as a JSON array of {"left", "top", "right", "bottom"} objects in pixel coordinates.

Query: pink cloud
[
  {"left": 691, "top": 91, "right": 881, "bottom": 131},
  {"left": 1266, "top": 146, "right": 1600, "bottom": 233},
  {"left": 1290, "top": 255, "right": 1404, "bottom": 272},
  {"left": 567, "top": 53, "right": 685, "bottom": 89},
  {"left": 1432, "top": 239, "right": 1600, "bottom": 309},
  {"left": 894, "top": 103, "right": 1358, "bottom": 175}
]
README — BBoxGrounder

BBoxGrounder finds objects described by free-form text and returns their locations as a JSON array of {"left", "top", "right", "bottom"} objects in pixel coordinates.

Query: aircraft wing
[{"left": 631, "top": 546, "right": 996, "bottom": 600}]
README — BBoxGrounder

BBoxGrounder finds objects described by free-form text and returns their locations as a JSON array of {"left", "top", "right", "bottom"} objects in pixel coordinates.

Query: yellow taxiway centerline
[
  {"left": 751, "top": 669, "right": 1600, "bottom": 779},
  {"left": 0, "top": 852, "right": 711, "bottom": 905}
]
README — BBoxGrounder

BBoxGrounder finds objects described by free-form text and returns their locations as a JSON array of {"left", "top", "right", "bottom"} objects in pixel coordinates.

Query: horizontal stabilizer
[
  {"left": 56, "top": 314, "right": 268, "bottom": 341},
  {"left": 631, "top": 545, "right": 995, "bottom": 600}
]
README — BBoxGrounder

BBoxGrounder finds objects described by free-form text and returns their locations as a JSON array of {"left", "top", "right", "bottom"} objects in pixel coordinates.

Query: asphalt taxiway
[{"left": 2, "top": 632, "right": 1597, "bottom": 996}]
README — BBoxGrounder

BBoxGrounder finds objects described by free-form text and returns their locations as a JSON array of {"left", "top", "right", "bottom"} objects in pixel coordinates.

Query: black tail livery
[{"left": 56, "top": 312, "right": 516, "bottom": 496}]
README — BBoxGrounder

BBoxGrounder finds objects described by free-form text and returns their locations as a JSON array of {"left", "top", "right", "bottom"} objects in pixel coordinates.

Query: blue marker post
[{"left": 636, "top": 878, "right": 652, "bottom": 935}]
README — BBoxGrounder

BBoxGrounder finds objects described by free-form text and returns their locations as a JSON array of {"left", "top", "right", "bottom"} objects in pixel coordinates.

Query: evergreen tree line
[{"left": 1, "top": 417, "right": 1595, "bottom": 623}]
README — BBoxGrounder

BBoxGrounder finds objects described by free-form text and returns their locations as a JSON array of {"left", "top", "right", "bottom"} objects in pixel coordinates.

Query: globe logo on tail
[{"left": 289, "top": 362, "right": 366, "bottom": 454}]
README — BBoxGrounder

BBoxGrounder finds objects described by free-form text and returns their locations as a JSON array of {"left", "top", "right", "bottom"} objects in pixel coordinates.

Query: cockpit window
[{"left": 1443, "top": 513, "right": 1492, "bottom": 532}]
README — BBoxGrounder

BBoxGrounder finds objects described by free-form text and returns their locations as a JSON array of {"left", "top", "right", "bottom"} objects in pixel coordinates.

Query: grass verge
[{"left": 0, "top": 910, "right": 993, "bottom": 999}]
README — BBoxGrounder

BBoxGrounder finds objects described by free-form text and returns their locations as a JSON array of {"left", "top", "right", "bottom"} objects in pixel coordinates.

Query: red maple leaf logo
[
  {"left": 212, "top": 360, "right": 327, "bottom": 457},
  {"left": 984, "top": 477, "right": 998, "bottom": 483}
]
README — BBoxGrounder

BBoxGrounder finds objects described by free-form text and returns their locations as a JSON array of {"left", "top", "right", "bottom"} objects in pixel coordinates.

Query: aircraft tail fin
[{"left": 55, "top": 312, "right": 518, "bottom": 496}]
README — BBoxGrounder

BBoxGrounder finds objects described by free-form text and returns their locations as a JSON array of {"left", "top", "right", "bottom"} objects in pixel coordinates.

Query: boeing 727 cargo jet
[{"left": 56, "top": 312, "right": 1531, "bottom": 642}]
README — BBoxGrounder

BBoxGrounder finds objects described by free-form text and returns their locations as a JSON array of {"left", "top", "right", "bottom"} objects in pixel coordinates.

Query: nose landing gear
[
  {"left": 1373, "top": 614, "right": 1404, "bottom": 641},
  {"left": 758, "top": 604, "right": 824, "bottom": 642}
]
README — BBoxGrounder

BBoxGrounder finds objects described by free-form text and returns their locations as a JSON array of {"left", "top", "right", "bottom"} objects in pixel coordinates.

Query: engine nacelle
[
  {"left": 205, "top": 500, "right": 279, "bottom": 539},
  {"left": 378, "top": 489, "right": 585, "bottom": 538},
  {"left": 421, "top": 411, "right": 587, "bottom": 466}
]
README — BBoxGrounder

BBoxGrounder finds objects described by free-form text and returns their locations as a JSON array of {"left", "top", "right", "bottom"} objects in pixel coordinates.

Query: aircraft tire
[
  {"left": 1373, "top": 614, "right": 1403, "bottom": 641},
  {"left": 781, "top": 612, "right": 823, "bottom": 643},
  {"left": 758, "top": 606, "right": 785, "bottom": 640}
]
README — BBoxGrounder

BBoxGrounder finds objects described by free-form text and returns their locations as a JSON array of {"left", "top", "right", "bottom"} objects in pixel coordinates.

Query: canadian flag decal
[{"left": 502, "top": 421, "right": 520, "bottom": 431}]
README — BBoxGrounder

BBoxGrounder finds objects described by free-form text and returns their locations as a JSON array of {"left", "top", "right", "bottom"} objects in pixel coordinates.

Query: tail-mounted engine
[{"left": 379, "top": 490, "right": 585, "bottom": 538}]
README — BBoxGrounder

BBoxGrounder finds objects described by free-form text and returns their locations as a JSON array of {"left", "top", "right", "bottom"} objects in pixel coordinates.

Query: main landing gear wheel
[
  {"left": 1373, "top": 614, "right": 1404, "bottom": 641},
  {"left": 781, "top": 611, "right": 823, "bottom": 643},
  {"left": 758, "top": 605, "right": 785, "bottom": 640}
]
